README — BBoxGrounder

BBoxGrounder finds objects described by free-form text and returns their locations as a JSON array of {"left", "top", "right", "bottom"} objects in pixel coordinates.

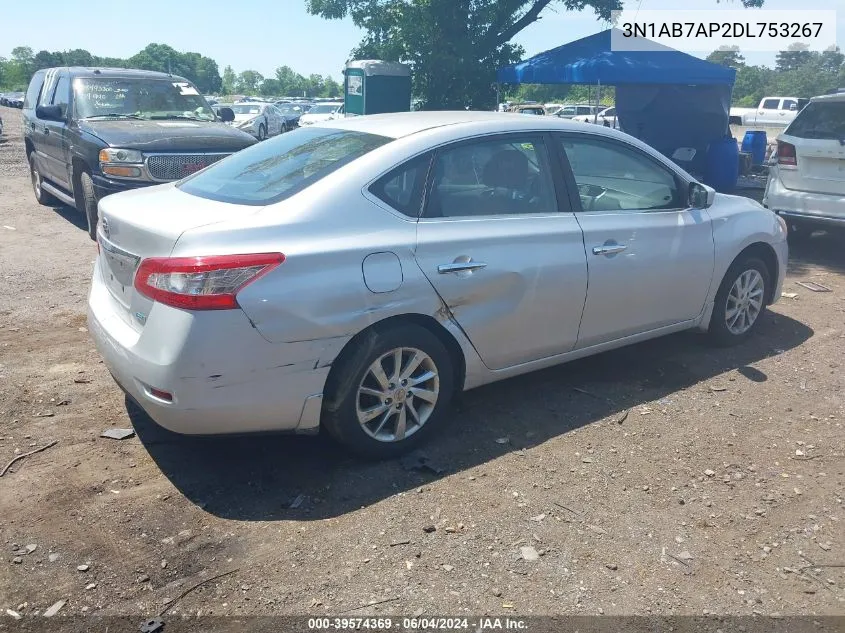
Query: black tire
[
  {"left": 29, "top": 153, "right": 59, "bottom": 206},
  {"left": 281, "top": 122, "right": 287, "bottom": 134},
  {"left": 257, "top": 124, "right": 266, "bottom": 141},
  {"left": 78, "top": 171, "right": 99, "bottom": 241},
  {"left": 321, "top": 324, "right": 455, "bottom": 459},
  {"left": 708, "top": 256, "right": 771, "bottom": 347}
]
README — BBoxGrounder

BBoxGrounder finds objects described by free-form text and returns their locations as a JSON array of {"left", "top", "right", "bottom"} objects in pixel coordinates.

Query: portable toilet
[{"left": 343, "top": 60, "right": 412, "bottom": 116}]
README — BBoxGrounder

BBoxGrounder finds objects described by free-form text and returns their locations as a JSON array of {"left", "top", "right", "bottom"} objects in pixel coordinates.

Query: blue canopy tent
[{"left": 497, "top": 29, "right": 737, "bottom": 177}]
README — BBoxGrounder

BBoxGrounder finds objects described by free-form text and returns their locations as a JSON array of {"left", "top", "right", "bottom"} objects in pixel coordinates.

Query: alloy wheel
[
  {"left": 725, "top": 269, "right": 764, "bottom": 335},
  {"left": 356, "top": 347, "right": 440, "bottom": 443}
]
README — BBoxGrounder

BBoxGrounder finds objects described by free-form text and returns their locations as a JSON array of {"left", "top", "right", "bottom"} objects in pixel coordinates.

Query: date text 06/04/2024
[{"left": 307, "top": 617, "right": 529, "bottom": 630}]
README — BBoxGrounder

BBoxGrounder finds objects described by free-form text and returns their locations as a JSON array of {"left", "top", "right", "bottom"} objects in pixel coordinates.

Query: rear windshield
[
  {"left": 178, "top": 127, "right": 391, "bottom": 205},
  {"left": 786, "top": 101, "right": 845, "bottom": 141}
]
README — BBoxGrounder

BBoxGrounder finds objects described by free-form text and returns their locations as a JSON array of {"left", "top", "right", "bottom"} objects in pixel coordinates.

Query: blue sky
[{"left": 2, "top": 0, "right": 843, "bottom": 80}]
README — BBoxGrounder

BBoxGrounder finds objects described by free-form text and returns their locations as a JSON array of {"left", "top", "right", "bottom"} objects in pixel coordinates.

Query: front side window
[
  {"left": 73, "top": 78, "right": 215, "bottom": 121},
  {"left": 424, "top": 137, "right": 558, "bottom": 218},
  {"left": 785, "top": 101, "right": 845, "bottom": 140},
  {"left": 782, "top": 99, "right": 798, "bottom": 111},
  {"left": 51, "top": 74, "right": 70, "bottom": 117},
  {"left": 178, "top": 127, "right": 391, "bottom": 206},
  {"left": 558, "top": 136, "right": 681, "bottom": 212}
]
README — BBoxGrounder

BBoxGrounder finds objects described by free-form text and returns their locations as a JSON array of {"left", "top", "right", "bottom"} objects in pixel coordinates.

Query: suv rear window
[
  {"left": 786, "top": 101, "right": 845, "bottom": 141},
  {"left": 178, "top": 127, "right": 391, "bottom": 205}
]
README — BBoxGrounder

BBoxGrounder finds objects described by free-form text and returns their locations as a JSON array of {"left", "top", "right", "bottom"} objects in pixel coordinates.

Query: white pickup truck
[{"left": 729, "top": 96, "right": 809, "bottom": 127}]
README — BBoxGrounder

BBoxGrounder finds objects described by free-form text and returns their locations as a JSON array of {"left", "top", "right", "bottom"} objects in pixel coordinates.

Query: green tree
[
  {"left": 259, "top": 78, "right": 282, "bottom": 96},
  {"left": 820, "top": 46, "right": 845, "bottom": 74},
  {"left": 222, "top": 65, "right": 237, "bottom": 94},
  {"left": 323, "top": 76, "right": 342, "bottom": 98},
  {"left": 775, "top": 43, "right": 813, "bottom": 72},
  {"left": 732, "top": 64, "right": 773, "bottom": 106},
  {"left": 706, "top": 46, "right": 745, "bottom": 69},
  {"left": 33, "top": 50, "right": 64, "bottom": 70},
  {"left": 63, "top": 48, "right": 95, "bottom": 66},
  {"left": 275, "top": 65, "right": 306, "bottom": 96},
  {"left": 307, "top": 0, "right": 765, "bottom": 109},
  {"left": 8, "top": 46, "right": 35, "bottom": 86},
  {"left": 236, "top": 70, "right": 264, "bottom": 94}
]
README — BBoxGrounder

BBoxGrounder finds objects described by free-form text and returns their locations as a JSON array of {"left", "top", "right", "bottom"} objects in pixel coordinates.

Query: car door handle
[
  {"left": 438, "top": 261, "right": 488, "bottom": 274},
  {"left": 592, "top": 244, "right": 627, "bottom": 256}
]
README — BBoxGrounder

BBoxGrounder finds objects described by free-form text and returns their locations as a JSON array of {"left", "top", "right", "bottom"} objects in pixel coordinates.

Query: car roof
[
  {"left": 314, "top": 110, "right": 619, "bottom": 140},
  {"left": 37, "top": 67, "right": 190, "bottom": 82},
  {"left": 811, "top": 92, "right": 845, "bottom": 103}
]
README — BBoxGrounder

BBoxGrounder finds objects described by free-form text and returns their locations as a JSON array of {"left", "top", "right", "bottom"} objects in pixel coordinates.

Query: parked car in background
[
  {"left": 572, "top": 106, "right": 619, "bottom": 129},
  {"left": 275, "top": 102, "right": 308, "bottom": 128},
  {"left": 23, "top": 67, "right": 255, "bottom": 240},
  {"left": 508, "top": 104, "right": 546, "bottom": 115},
  {"left": 88, "top": 111, "right": 786, "bottom": 458},
  {"left": 227, "top": 102, "right": 287, "bottom": 139},
  {"left": 730, "top": 97, "right": 809, "bottom": 127},
  {"left": 544, "top": 103, "right": 565, "bottom": 116},
  {"left": 763, "top": 92, "right": 845, "bottom": 239},
  {"left": 3, "top": 92, "right": 25, "bottom": 108},
  {"left": 0, "top": 113, "right": 4, "bottom": 136},
  {"left": 298, "top": 101, "right": 343, "bottom": 126},
  {"left": 556, "top": 104, "right": 601, "bottom": 119}
]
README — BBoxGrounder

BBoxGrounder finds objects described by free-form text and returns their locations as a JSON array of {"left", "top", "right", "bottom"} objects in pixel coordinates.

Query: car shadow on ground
[
  {"left": 128, "top": 310, "right": 813, "bottom": 523},
  {"left": 52, "top": 204, "right": 88, "bottom": 232},
  {"left": 787, "top": 231, "right": 845, "bottom": 276}
]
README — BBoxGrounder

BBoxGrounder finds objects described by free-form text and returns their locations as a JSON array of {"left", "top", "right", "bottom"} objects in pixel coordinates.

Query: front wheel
[
  {"left": 78, "top": 171, "right": 99, "bottom": 241},
  {"left": 257, "top": 124, "right": 267, "bottom": 141},
  {"left": 281, "top": 122, "right": 287, "bottom": 134},
  {"left": 322, "top": 324, "right": 455, "bottom": 459},
  {"left": 708, "top": 256, "right": 770, "bottom": 347}
]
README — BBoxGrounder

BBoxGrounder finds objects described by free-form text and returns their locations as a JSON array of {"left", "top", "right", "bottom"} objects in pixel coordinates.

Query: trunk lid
[
  {"left": 778, "top": 98, "right": 845, "bottom": 196},
  {"left": 96, "top": 184, "right": 264, "bottom": 329}
]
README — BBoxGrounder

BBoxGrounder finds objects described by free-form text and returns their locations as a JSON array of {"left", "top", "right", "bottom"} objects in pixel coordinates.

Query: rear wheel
[
  {"left": 708, "top": 256, "right": 770, "bottom": 347},
  {"left": 322, "top": 324, "right": 455, "bottom": 459},
  {"left": 78, "top": 171, "right": 99, "bottom": 241},
  {"left": 29, "top": 153, "right": 59, "bottom": 206}
]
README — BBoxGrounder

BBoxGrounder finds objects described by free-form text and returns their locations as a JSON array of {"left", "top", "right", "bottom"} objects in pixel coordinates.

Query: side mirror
[
  {"left": 690, "top": 182, "right": 716, "bottom": 209},
  {"left": 36, "top": 104, "right": 63, "bottom": 121},
  {"left": 789, "top": 103, "right": 798, "bottom": 111},
  {"left": 218, "top": 107, "right": 235, "bottom": 123}
]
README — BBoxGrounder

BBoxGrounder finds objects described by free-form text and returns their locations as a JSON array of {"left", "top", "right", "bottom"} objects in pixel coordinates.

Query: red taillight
[
  {"left": 134, "top": 253, "right": 285, "bottom": 311},
  {"left": 778, "top": 141, "right": 797, "bottom": 166},
  {"left": 149, "top": 387, "right": 173, "bottom": 402}
]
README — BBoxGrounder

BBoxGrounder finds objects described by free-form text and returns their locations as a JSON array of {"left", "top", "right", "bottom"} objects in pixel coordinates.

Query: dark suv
[{"left": 23, "top": 67, "right": 256, "bottom": 239}]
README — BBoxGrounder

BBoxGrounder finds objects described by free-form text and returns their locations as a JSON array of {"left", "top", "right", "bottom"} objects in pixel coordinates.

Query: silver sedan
[{"left": 88, "top": 112, "right": 788, "bottom": 457}]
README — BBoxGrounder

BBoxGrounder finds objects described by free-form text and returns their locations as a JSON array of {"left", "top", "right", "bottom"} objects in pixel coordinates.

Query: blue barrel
[
  {"left": 741, "top": 131, "right": 768, "bottom": 166},
  {"left": 704, "top": 136, "right": 739, "bottom": 193}
]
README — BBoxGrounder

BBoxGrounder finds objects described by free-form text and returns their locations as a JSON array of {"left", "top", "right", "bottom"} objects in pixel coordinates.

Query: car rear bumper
[
  {"left": 87, "top": 257, "right": 339, "bottom": 435},
  {"left": 764, "top": 175, "right": 845, "bottom": 227}
]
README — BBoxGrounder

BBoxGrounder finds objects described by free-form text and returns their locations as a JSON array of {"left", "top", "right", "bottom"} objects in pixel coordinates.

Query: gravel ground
[{"left": 1, "top": 104, "right": 844, "bottom": 624}]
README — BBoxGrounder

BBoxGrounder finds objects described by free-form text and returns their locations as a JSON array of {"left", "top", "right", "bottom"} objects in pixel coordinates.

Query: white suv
[{"left": 763, "top": 92, "right": 845, "bottom": 239}]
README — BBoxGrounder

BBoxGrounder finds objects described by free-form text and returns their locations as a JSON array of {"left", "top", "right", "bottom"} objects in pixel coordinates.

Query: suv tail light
[
  {"left": 777, "top": 141, "right": 797, "bottom": 167},
  {"left": 134, "top": 253, "right": 284, "bottom": 310}
]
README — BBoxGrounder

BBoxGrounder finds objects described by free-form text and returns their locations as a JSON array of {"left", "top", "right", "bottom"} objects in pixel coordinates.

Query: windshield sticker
[{"left": 173, "top": 82, "right": 200, "bottom": 96}]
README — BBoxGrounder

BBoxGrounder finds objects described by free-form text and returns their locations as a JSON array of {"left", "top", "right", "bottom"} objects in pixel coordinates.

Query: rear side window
[
  {"left": 178, "top": 127, "right": 391, "bottom": 206},
  {"left": 762, "top": 99, "right": 780, "bottom": 110},
  {"left": 785, "top": 101, "right": 845, "bottom": 141},
  {"left": 369, "top": 153, "right": 432, "bottom": 217},
  {"left": 23, "top": 72, "right": 45, "bottom": 110}
]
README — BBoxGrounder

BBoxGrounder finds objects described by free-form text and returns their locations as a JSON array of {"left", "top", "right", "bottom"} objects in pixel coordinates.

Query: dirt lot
[{"left": 1, "top": 104, "right": 844, "bottom": 624}]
